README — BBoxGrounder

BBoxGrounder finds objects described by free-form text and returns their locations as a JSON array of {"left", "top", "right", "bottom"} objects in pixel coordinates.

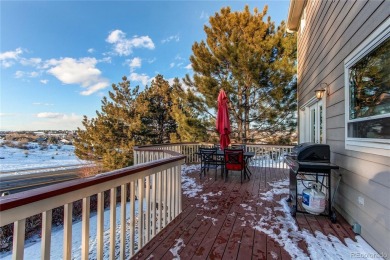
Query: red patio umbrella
[{"left": 216, "top": 89, "right": 231, "bottom": 150}]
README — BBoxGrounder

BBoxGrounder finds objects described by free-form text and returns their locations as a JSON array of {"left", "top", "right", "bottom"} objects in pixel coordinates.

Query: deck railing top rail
[{"left": 0, "top": 155, "right": 185, "bottom": 220}]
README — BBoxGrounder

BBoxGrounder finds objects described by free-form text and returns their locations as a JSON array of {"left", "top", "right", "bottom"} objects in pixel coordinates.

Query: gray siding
[{"left": 296, "top": 0, "right": 390, "bottom": 256}]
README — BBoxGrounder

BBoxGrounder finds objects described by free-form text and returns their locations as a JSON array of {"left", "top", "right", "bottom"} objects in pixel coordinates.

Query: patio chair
[
  {"left": 199, "top": 147, "right": 223, "bottom": 180},
  {"left": 224, "top": 148, "right": 246, "bottom": 183},
  {"left": 230, "top": 144, "right": 252, "bottom": 175}
]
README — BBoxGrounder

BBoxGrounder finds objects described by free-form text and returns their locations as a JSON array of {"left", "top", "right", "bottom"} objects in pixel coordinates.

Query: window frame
[{"left": 344, "top": 19, "right": 390, "bottom": 157}]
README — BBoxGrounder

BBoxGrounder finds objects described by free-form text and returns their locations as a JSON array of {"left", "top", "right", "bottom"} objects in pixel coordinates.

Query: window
[{"left": 344, "top": 20, "right": 390, "bottom": 156}]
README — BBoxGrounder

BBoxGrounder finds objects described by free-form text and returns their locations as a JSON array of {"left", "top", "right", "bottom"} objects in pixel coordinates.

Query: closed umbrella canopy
[{"left": 216, "top": 89, "right": 231, "bottom": 149}]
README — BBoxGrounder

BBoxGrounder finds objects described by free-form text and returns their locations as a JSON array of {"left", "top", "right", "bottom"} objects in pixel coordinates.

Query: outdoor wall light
[{"left": 315, "top": 83, "right": 329, "bottom": 100}]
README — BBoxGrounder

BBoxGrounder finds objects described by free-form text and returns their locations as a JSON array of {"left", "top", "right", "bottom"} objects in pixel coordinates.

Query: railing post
[
  {"left": 120, "top": 184, "right": 127, "bottom": 260},
  {"left": 82, "top": 197, "right": 90, "bottom": 260},
  {"left": 110, "top": 188, "right": 116, "bottom": 260},
  {"left": 97, "top": 192, "right": 104, "bottom": 260},
  {"left": 41, "top": 210, "right": 52, "bottom": 260},
  {"left": 12, "top": 219, "right": 26, "bottom": 260},
  {"left": 63, "top": 203, "right": 72, "bottom": 260}
]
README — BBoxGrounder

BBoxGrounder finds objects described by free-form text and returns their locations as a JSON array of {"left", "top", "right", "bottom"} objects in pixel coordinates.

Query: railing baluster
[
  {"left": 120, "top": 184, "right": 127, "bottom": 260},
  {"left": 162, "top": 169, "right": 167, "bottom": 227},
  {"left": 178, "top": 165, "right": 182, "bottom": 213},
  {"left": 41, "top": 210, "right": 52, "bottom": 260},
  {"left": 157, "top": 171, "right": 162, "bottom": 233},
  {"left": 145, "top": 176, "right": 150, "bottom": 243},
  {"left": 97, "top": 192, "right": 104, "bottom": 260},
  {"left": 167, "top": 168, "right": 172, "bottom": 222},
  {"left": 82, "top": 196, "right": 90, "bottom": 260},
  {"left": 12, "top": 219, "right": 26, "bottom": 260},
  {"left": 110, "top": 188, "right": 116, "bottom": 260},
  {"left": 138, "top": 177, "right": 144, "bottom": 247},
  {"left": 129, "top": 181, "right": 135, "bottom": 256},
  {"left": 63, "top": 203, "right": 72, "bottom": 260},
  {"left": 151, "top": 174, "right": 156, "bottom": 237}
]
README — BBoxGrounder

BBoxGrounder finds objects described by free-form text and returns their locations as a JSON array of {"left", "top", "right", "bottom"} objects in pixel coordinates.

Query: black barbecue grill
[{"left": 284, "top": 142, "right": 339, "bottom": 222}]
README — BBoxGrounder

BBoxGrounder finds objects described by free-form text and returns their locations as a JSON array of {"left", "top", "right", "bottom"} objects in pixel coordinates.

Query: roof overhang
[{"left": 286, "top": 0, "right": 307, "bottom": 32}]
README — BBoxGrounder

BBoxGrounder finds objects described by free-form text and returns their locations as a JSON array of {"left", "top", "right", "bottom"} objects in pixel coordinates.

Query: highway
[{"left": 0, "top": 166, "right": 90, "bottom": 195}]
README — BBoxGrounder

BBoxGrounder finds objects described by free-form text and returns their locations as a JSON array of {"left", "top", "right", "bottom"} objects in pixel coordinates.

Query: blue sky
[{"left": 0, "top": 1, "right": 290, "bottom": 131}]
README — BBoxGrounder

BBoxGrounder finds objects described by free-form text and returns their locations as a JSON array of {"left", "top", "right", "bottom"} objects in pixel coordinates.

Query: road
[{"left": 0, "top": 166, "right": 90, "bottom": 195}]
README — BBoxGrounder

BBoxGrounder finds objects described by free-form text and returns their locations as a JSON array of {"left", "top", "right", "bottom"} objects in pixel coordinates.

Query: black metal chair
[
  {"left": 230, "top": 144, "right": 252, "bottom": 176},
  {"left": 224, "top": 148, "right": 246, "bottom": 183},
  {"left": 199, "top": 147, "right": 223, "bottom": 180}
]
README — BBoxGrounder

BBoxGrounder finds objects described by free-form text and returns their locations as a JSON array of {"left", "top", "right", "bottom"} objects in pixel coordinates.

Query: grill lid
[{"left": 290, "top": 142, "right": 330, "bottom": 162}]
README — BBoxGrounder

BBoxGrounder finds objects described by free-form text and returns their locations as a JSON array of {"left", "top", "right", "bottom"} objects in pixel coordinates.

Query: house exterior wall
[{"left": 290, "top": 0, "right": 390, "bottom": 256}]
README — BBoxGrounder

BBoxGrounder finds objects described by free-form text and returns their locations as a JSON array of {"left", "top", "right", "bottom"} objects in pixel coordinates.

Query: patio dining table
[{"left": 196, "top": 149, "right": 255, "bottom": 180}]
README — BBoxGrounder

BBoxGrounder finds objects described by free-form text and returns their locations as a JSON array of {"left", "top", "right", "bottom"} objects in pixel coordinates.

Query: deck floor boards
[{"left": 132, "top": 166, "right": 355, "bottom": 260}]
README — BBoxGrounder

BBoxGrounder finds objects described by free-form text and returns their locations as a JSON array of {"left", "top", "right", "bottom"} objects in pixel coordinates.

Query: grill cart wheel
[
  {"left": 331, "top": 211, "right": 337, "bottom": 223},
  {"left": 291, "top": 205, "right": 297, "bottom": 217}
]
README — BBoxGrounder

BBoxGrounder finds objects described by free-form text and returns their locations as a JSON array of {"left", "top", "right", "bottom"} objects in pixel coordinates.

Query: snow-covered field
[
  {"left": 0, "top": 141, "right": 90, "bottom": 173},
  {"left": 0, "top": 160, "right": 385, "bottom": 259}
]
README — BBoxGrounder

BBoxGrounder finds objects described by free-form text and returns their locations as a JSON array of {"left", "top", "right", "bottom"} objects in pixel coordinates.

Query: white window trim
[{"left": 344, "top": 19, "right": 390, "bottom": 157}]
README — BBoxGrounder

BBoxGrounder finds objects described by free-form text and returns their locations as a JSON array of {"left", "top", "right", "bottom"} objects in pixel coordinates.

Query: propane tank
[{"left": 302, "top": 182, "right": 326, "bottom": 215}]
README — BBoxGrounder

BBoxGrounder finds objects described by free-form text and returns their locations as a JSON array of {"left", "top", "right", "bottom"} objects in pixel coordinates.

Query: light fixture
[{"left": 315, "top": 83, "right": 329, "bottom": 100}]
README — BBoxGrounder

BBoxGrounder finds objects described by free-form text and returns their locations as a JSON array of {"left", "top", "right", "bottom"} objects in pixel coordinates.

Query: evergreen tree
[
  {"left": 170, "top": 78, "right": 210, "bottom": 142},
  {"left": 185, "top": 5, "right": 297, "bottom": 143},
  {"left": 74, "top": 76, "right": 140, "bottom": 170},
  {"left": 135, "top": 75, "right": 177, "bottom": 144}
]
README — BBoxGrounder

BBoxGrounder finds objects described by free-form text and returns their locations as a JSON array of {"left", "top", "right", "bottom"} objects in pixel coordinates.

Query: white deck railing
[
  {"left": 0, "top": 148, "right": 185, "bottom": 260},
  {"left": 0, "top": 142, "right": 293, "bottom": 259},
  {"left": 135, "top": 143, "right": 294, "bottom": 168}
]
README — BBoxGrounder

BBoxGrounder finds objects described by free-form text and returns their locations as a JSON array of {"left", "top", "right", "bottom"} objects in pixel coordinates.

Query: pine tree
[
  {"left": 186, "top": 5, "right": 297, "bottom": 143},
  {"left": 170, "top": 78, "right": 210, "bottom": 142},
  {"left": 134, "top": 75, "right": 177, "bottom": 144},
  {"left": 74, "top": 76, "right": 140, "bottom": 170}
]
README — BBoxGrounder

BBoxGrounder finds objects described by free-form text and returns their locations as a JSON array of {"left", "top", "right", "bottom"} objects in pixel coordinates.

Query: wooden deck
[{"left": 132, "top": 166, "right": 356, "bottom": 260}]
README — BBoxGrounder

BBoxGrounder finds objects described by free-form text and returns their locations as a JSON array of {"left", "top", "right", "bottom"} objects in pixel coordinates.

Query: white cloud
[
  {"left": 0, "top": 113, "right": 16, "bottom": 117},
  {"left": 200, "top": 11, "right": 209, "bottom": 20},
  {"left": 128, "top": 57, "right": 142, "bottom": 72},
  {"left": 106, "top": 29, "right": 155, "bottom": 56},
  {"left": 36, "top": 112, "right": 63, "bottom": 118},
  {"left": 33, "top": 113, "right": 84, "bottom": 130},
  {"left": 170, "top": 62, "right": 175, "bottom": 68},
  {"left": 20, "top": 57, "right": 42, "bottom": 67},
  {"left": 15, "top": 71, "right": 24, "bottom": 78},
  {"left": 87, "top": 48, "right": 95, "bottom": 53},
  {"left": 129, "top": 72, "right": 151, "bottom": 86},
  {"left": 47, "top": 57, "right": 110, "bottom": 95},
  {"left": 33, "top": 102, "right": 53, "bottom": 106},
  {"left": 0, "top": 48, "right": 23, "bottom": 68},
  {"left": 80, "top": 82, "right": 109, "bottom": 96},
  {"left": 14, "top": 70, "right": 39, "bottom": 78},
  {"left": 185, "top": 64, "right": 192, "bottom": 70},
  {"left": 40, "top": 79, "right": 49, "bottom": 84},
  {"left": 161, "top": 34, "right": 180, "bottom": 44}
]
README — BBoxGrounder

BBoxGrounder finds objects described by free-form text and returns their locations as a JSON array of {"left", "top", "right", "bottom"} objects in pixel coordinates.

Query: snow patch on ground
[
  {"left": 169, "top": 238, "right": 185, "bottom": 260},
  {"left": 240, "top": 178, "right": 384, "bottom": 260},
  {"left": 181, "top": 164, "right": 203, "bottom": 198},
  {"left": 0, "top": 142, "right": 90, "bottom": 173}
]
